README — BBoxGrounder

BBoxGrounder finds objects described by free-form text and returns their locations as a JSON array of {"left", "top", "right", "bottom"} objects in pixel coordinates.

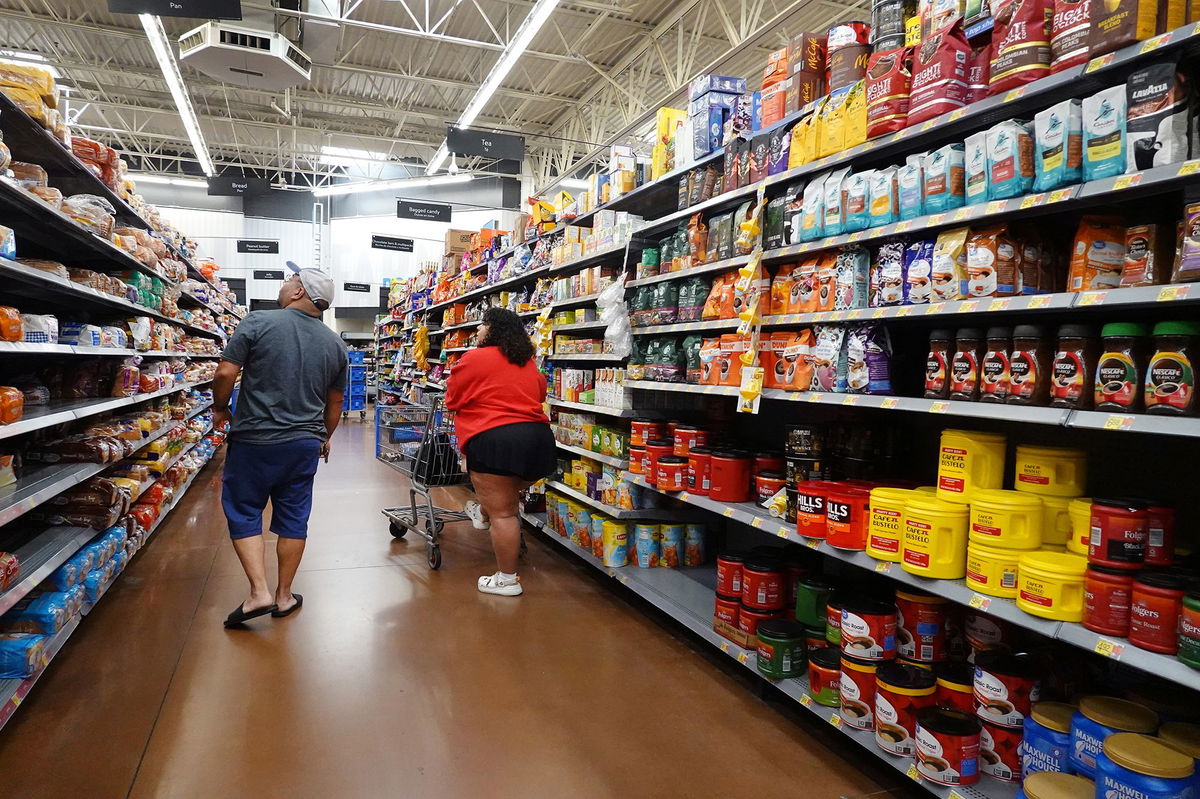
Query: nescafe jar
[
  {"left": 1094, "top": 323, "right": 1150, "bottom": 412},
  {"left": 687, "top": 446, "right": 712, "bottom": 494},
  {"left": 1129, "top": 570, "right": 1190, "bottom": 654},
  {"left": 1144, "top": 320, "right": 1200, "bottom": 415},
  {"left": 655, "top": 455, "right": 688, "bottom": 492},
  {"left": 1090, "top": 498, "right": 1149, "bottom": 570},
  {"left": 840, "top": 656, "right": 879, "bottom": 730},
  {"left": 973, "top": 652, "right": 1041, "bottom": 728},
  {"left": 826, "top": 485, "right": 872, "bottom": 550},
  {"left": 673, "top": 425, "right": 709, "bottom": 456},
  {"left": 796, "top": 480, "right": 833, "bottom": 539},
  {"left": 980, "top": 326, "right": 1012, "bottom": 403},
  {"left": 644, "top": 439, "right": 674, "bottom": 483},
  {"left": 980, "top": 719, "right": 1023, "bottom": 782},
  {"left": 925, "top": 328, "right": 954, "bottom": 399},
  {"left": 950, "top": 327, "right": 986, "bottom": 402},
  {"left": 916, "top": 707, "right": 982, "bottom": 786},
  {"left": 840, "top": 599, "right": 898, "bottom": 661},
  {"left": 875, "top": 661, "right": 938, "bottom": 756},
  {"left": 1051, "top": 323, "right": 1098, "bottom": 410},
  {"left": 755, "top": 470, "right": 786, "bottom": 503},
  {"left": 1008, "top": 324, "right": 1053, "bottom": 406},
  {"left": 1084, "top": 565, "right": 1136, "bottom": 637},
  {"left": 715, "top": 551, "right": 745, "bottom": 598},
  {"left": 709, "top": 449, "right": 752, "bottom": 502},
  {"left": 741, "top": 557, "right": 786, "bottom": 611}
]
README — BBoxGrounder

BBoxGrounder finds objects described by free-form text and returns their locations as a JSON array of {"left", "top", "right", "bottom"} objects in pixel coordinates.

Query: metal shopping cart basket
[{"left": 375, "top": 394, "right": 469, "bottom": 569}]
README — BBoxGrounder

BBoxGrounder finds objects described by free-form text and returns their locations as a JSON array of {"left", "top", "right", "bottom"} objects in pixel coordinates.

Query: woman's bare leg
[{"left": 469, "top": 471, "right": 525, "bottom": 573}]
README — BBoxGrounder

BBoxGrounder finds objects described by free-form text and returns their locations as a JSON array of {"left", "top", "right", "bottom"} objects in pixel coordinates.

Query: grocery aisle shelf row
[
  {"left": 553, "top": 440, "right": 627, "bottom": 469},
  {"left": 435, "top": 319, "right": 480, "bottom": 333},
  {"left": 549, "top": 291, "right": 603, "bottom": 310},
  {"left": 425, "top": 264, "right": 552, "bottom": 314},
  {"left": 627, "top": 255, "right": 751, "bottom": 287},
  {"left": 549, "top": 242, "right": 631, "bottom": 274},
  {"left": 621, "top": 472, "right": 1200, "bottom": 692},
  {"left": 546, "top": 397, "right": 638, "bottom": 417},
  {"left": 553, "top": 319, "right": 608, "bottom": 332},
  {"left": 0, "top": 342, "right": 221, "bottom": 358},
  {"left": 549, "top": 352, "right": 624, "bottom": 362},
  {"left": 544, "top": 480, "right": 675, "bottom": 520},
  {"left": 0, "top": 527, "right": 95, "bottom": 616},
  {"left": 522, "top": 510, "right": 1015, "bottom": 799}
]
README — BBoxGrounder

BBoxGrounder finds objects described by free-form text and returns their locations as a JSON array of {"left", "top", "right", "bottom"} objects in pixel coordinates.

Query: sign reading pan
[
  {"left": 396, "top": 200, "right": 451, "bottom": 223},
  {"left": 446, "top": 127, "right": 524, "bottom": 161},
  {"left": 107, "top": 0, "right": 243, "bottom": 19},
  {"left": 371, "top": 235, "right": 414, "bottom": 252},
  {"left": 343, "top": 282, "right": 372, "bottom": 293},
  {"left": 237, "top": 240, "right": 279, "bottom": 254}
]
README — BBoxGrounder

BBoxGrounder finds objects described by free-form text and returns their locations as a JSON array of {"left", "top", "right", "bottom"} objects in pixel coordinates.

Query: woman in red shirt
[{"left": 446, "top": 307, "right": 555, "bottom": 596}]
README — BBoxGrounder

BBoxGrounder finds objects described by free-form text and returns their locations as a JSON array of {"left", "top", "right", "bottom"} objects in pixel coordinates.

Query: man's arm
[
  {"left": 321, "top": 388, "right": 345, "bottom": 460},
  {"left": 212, "top": 360, "right": 241, "bottom": 432}
]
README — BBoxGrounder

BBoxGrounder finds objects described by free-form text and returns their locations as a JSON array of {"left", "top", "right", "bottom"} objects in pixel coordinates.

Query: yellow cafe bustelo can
[
  {"left": 1013, "top": 445, "right": 1088, "bottom": 497},
  {"left": 969, "top": 489, "right": 1044, "bottom": 550},
  {"left": 937, "top": 429, "right": 1006, "bottom": 504},
  {"left": 1040, "top": 496, "right": 1075, "bottom": 548},
  {"left": 966, "top": 541, "right": 1021, "bottom": 598},
  {"left": 1067, "top": 498, "right": 1093, "bottom": 555},
  {"left": 902, "top": 496, "right": 969, "bottom": 579},
  {"left": 867, "top": 488, "right": 916, "bottom": 563},
  {"left": 1016, "top": 551, "right": 1088, "bottom": 621}
]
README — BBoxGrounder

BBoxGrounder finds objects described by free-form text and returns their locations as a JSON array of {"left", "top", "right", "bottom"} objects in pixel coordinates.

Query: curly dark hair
[{"left": 478, "top": 306, "right": 535, "bottom": 365}]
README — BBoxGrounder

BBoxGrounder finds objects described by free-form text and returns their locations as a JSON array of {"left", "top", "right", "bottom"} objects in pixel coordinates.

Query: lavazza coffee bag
[{"left": 1126, "top": 61, "right": 1191, "bottom": 173}]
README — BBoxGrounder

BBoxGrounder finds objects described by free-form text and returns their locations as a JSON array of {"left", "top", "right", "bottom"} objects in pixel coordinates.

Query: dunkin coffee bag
[
  {"left": 907, "top": 20, "right": 972, "bottom": 126},
  {"left": 1126, "top": 62, "right": 1190, "bottom": 172},
  {"left": 866, "top": 48, "right": 913, "bottom": 139},
  {"left": 989, "top": 0, "right": 1053, "bottom": 94},
  {"left": 1050, "top": 0, "right": 1090, "bottom": 73}
]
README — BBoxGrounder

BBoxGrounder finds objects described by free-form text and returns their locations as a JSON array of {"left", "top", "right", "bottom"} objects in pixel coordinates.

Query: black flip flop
[
  {"left": 224, "top": 602, "right": 278, "bottom": 628},
  {"left": 271, "top": 594, "right": 303, "bottom": 618}
]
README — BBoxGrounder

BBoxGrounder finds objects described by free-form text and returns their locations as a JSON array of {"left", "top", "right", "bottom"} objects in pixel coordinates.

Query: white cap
[{"left": 287, "top": 261, "right": 335, "bottom": 310}]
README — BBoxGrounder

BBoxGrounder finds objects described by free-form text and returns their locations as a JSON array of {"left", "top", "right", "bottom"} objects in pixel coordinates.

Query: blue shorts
[{"left": 222, "top": 438, "right": 322, "bottom": 540}]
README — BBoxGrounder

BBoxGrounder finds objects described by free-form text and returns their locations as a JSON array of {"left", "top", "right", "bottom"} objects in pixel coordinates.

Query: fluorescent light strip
[
  {"left": 129, "top": 172, "right": 208, "bottom": 187},
  {"left": 313, "top": 173, "right": 474, "bottom": 198},
  {"left": 139, "top": 14, "right": 215, "bottom": 177},
  {"left": 425, "top": 0, "right": 560, "bottom": 175}
]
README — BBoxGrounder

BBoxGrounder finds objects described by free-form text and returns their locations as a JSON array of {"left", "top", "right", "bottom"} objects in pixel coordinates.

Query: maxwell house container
[
  {"left": 969, "top": 489, "right": 1044, "bottom": 550},
  {"left": 1021, "top": 772, "right": 1095, "bottom": 799},
  {"left": 1158, "top": 723, "right": 1200, "bottom": 776},
  {"left": 1014, "top": 445, "right": 1088, "bottom": 497},
  {"left": 902, "top": 496, "right": 970, "bottom": 579},
  {"left": 1097, "top": 734, "right": 1195, "bottom": 799},
  {"left": 1068, "top": 498, "right": 1093, "bottom": 555},
  {"left": 1023, "top": 702, "right": 1077, "bottom": 776},
  {"left": 1070, "top": 696, "right": 1160, "bottom": 777},
  {"left": 1017, "top": 551, "right": 1088, "bottom": 621},
  {"left": 867, "top": 487, "right": 915, "bottom": 562},
  {"left": 937, "top": 429, "right": 1007, "bottom": 504},
  {"left": 966, "top": 541, "right": 1021, "bottom": 598}
]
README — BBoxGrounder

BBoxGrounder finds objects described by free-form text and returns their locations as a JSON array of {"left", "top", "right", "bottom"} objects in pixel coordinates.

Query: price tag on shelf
[
  {"left": 1048, "top": 188, "right": 1073, "bottom": 203},
  {"left": 842, "top": 395, "right": 860, "bottom": 406},
  {"left": 806, "top": 538, "right": 821, "bottom": 549},
  {"left": 1094, "top": 638, "right": 1126, "bottom": 659},
  {"left": 897, "top": 307, "right": 914, "bottom": 317},
  {"left": 679, "top": 491, "right": 690, "bottom": 500},
  {"left": 751, "top": 517, "right": 764, "bottom": 528},
  {"left": 895, "top": 221, "right": 912, "bottom": 233},
  {"left": 948, "top": 108, "right": 967, "bottom": 122},
  {"left": 1004, "top": 88, "right": 1024, "bottom": 102},
  {"left": 1078, "top": 291, "right": 1107, "bottom": 306},
  {"left": 921, "top": 119, "right": 936, "bottom": 132},
  {"left": 800, "top": 694, "right": 813, "bottom": 707},
  {"left": 929, "top": 401, "right": 949, "bottom": 413},
  {"left": 928, "top": 213, "right": 945, "bottom": 226},
  {"left": 776, "top": 528, "right": 790, "bottom": 539},
  {"left": 987, "top": 200, "right": 1007, "bottom": 215},
  {"left": 1140, "top": 33, "right": 1169, "bottom": 53},
  {"left": 848, "top": 231, "right": 864, "bottom": 242},
  {"left": 988, "top": 298, "right": 1012, "bottom": 312},
  {"left": 1177, "top": 161, "right": 1200, "bottom": 177},
  {"left": 906, "top": 765, "right": 920, "bottom": 781},
  {"left": 722, "top": 508, "right": 736, "bottom": 517},
  {"left": 829, "top": 714, "right": 843, "bottom": 727},
  {"left": 737, "top": 652, "right": 750, "bottom": 664},
  {"left": 881, "top": 397, "right": 900, "bottom": 409},
  {"left": 720, "top": 641, "right": 730, "bottom": 653},
  {"left": 1084, "top": 53, "right": 1114, "bottom": 73},
  {"left": 1102, "top": 414, "right": 1135, "bottom": 431},
  {"left": 1158, "top": 285, "right": 1190, "bottom": 302},
  {"left": 875, "top": 561, "right": 892, "bottom": 573},
  {"left": 808, "top": 392, "right": 825, "bottom": 403},
  {"left": 968, "top": 594, "right": 993, "bottom": 611},
  {"left": 1113, "top": 174, "right": 1142, "bottom": 191},
  {"left": 949, "top": 791, "right": 967, "bottom": 799},
  {"left": 923, "top": 303, "right": 940, "bottom": 315},
  {"left": 1019, "top": 195, "right": 1040, "bottom": 210},
  {"left": 1027, "top": 295, "right": 1052, "bottom": 308},
  {"left": 959, "top": 301, "right": 979, "bottom": 313},
  {"left": 872, "top": 309, "right": 886, "bottom": 319},
  {"left": 830, "top": 311, "right": 847, "bottom": 321}
]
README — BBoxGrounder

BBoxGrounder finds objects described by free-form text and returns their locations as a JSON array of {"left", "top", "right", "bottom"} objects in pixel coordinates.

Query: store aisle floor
[{"left": 0, "top": 421, "right": 898, "bottom": 799}]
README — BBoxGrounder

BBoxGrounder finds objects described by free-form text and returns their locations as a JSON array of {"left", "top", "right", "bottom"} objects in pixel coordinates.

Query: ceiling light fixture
[
  {"left": 139, "top": 13, "right": 215, "bottom": 177},
  {"left": 319, "top": 145, "right": 391, "bottom": 167},
  {"left": 312, "top": 173, "right": 474, "bottom": 198},
  {"left": 130, "top": 172, "right": 208, "bottom": 187},
  {"left": 425, "top": 0, "right": 561, "bottom": 175}
]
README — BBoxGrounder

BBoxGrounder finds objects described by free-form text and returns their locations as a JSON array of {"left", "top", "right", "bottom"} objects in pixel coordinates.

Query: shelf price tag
[
  {"left": 723, "top": 508, "right": 736, "bottom": 517},
  {"left": 806, "top": 538, "right": 821, "bottom": 549},
  {"left": 842, "top": 395, "right": 860, "bottom": 406},
  {"left": 1140, "top": 33, "right": 1169, "bottom": 53},
  {"left": 808, "top": 392, "right": 825, "bottom": 403},
  {"left": 1004, "top": 88, "right": 1024, "bottom": 102},
  {"left": 948, "top": 108, "right": 967, "bottom": 122},
  {"left": 949, "top": 791, "right": 967, "bottom": 799},
  {"left": 1177, "top": 161, "right": 1200, "bottom": 177},
  {"left": 953, "top": 207, "right": 972, "bottom": 221},
  {"left": 679, "top": 491, "right": 691, "bottom": 500},
  {"left": 1094, "top": 638, "right": 1126, "bottom": 659},
  {"left": 1078, "top": 291, "right": 1107, "bottom": 306},
  {"left": 829, "top": 714, "right": 843, "bottom": 727},
  {"left": 1084, "top": 53, "right": 1115, "bottom": 73},
  {"left": 897, "top": 307, "right": 914, "bottom": 317},
  {"left": 959, "top": 301, "right": 979, "bottom": 313},
  {"left": 921, "top": 120, "right": 937, "bottom": 132},
  {"left": 968, "top": 594, "right": 993, "bottom": 611},
  {"left": 720, "top": 641, "right": 730, "bottom": 653},
  {"left": 895, "top": 221, "right": 912, "bottom": 233},
  {"left": 1048, "top": 188, "right": 1074, "bottom": 203},
  {"left": 1027, "top": 295, "right": 1052, "bottom": 308},
  {"left": 800, "top": 694, "right": 814, "bottom": 707},
  {"left": 927, "top": 213, "right": 946, "bottom": 226},
  {"left": 1102, "top": 414, "right": 1135, "bottom": 430},
  {"left": 1113, "top": 174, "right": 1142, "bottom": 191},
  {"left": 1158, "top": 285, "right": 1190, "bottom": 302},
  {"left": 751, "top": 517, "right": 764, "bottom": 528},
  {"left": 906, "top": 765, "right": 920, "bottom": 781},
  {"left": 986, "top": 200, "right": 1007, "bottom": 215},
  {"left": 875, "top": 561, "right": 892, "bottom": 573},
  {"left": 1019, "top": 195, "right": 1039, "bottom": 210},
  {"left": 776, "top": 528, "right": 790, "bottom": 539},
  {"left": 924, "top": 303, "right": 941, "bottom": 315},
  {"left": 881, "top": 397, "right": 900, "bottom": 409},
  {"left": 988, "top": 298, "right": 1012, "bottom": 312},
  {"left": 737, "top": 652, "right": 750, "bottom": 664},
  {"left": 929, "top": 401, "right": 949, "bottom": 413}
]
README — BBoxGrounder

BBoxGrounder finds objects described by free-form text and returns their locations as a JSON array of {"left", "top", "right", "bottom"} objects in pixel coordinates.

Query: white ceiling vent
[{"left": 178, "top": 22, "right": 311, "bottom": 90}]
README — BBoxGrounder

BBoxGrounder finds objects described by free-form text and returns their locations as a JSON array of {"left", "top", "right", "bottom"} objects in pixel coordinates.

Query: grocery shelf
[
  {"left": 438, "top": 319, "right": 482, "bottom": 332},
  {"left": 0, "top": 342, "right": 215, "bottom": 358},
  {"left": 553, "top": 440, "right": 627, "bottom": 469},
  {"left": 443, "top": 346, "right": 471, "bottom": 353},
  {"left": 549, "top": 352, "right": 625, "bottom": 362},
  {"left": 602, "top": 148, "right": 726, "bottom": 219},
  {"left": 523, "top": 510, "right": 1019, "bottom": 799},
  {"left": 764, "top": 292, "right": 1078, "bottom": 325},
  {"left": 0, "top": 342, "right": 74, "bottom": 354},
  {"left": 545, "top": 480, "right": 675, "bottom": 520},
  {"left": 635, "top": 180, "right": 762, "bottom": 238},
  {"left": 627, "top": 255, "right": 751, "bottom": 287},
  {"left": 425, "top": 264, "right": 552, "bottom": 313},
  {"left": 631, "top": 318, "right": 740, "bottom": 335},
  {"left": 1054, "top": 624, "right": 1200, "bottom": 691},
  {"left": 546, "top": 397, "right": 639, "bottom": 417},
  {"left": 0, "top": 526, "right": 95, "bottom": 616},
  {"left": 1065, "top": 410, "right": 1200, "bottom": 438},
  {"left": 553, "top": 319, "right": 608, "bottom": 332},
  {"left": 549, "top": 291, "right": 603, "bottom": 309},
  {"left": 0, "top": 615, "right": 80, "bottom": 731},
  {"left": 549, "top": 241, "right": 631, "bottom": 274}
]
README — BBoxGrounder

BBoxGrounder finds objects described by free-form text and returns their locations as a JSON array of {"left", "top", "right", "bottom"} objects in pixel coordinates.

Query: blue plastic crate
[
  {"left": 348, "top": 364, "right": 367, "bottom": 378},
  {"left": 346, "top": 395, "right": 366, "bottom": 411},
  {"left": 348, "top": 351, "right": 366, "bottom": 364}
]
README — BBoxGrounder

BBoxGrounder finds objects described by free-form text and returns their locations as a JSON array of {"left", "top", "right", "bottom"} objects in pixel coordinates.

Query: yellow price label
[
  {"left": 719, "top": 641, "right": 730, "bottom": 652},
  {"left": 1078, "top": 291, "right": 1107, "bottom": 306},
  {"left": 848, "top": 231, "right": 863, "bottom": 242},
  {"left": 881, "top": 397, "right": 900, "bottom": 409},
  {"left": 897, "top": 306, "right": 914, "bottom": 317},
  {"left": 806, "top": 538, "right": 821, "bottom": 548},
  {"left": 959, "top": 301, "right": 979, "bottom": 313},
  {"left": 830, "top": 714, "right": 843, "bottom": 727},
  {"left": 929, "top": 401, "right": 949, "bottom": 413},
  {"left": 1094, "top": 638, "right": 1126, "bottom": 659},
  {"left": 1020, "top": 195, "right": 1039, "bottom": 210},
  {"left": 1084, "top": 53, "right": 1114, "bottom": 73},
  {"left": 895, "top": 221, "right": 912, "bottom": 232},
  {"left": 923, "top": 303, "right": 940, "bottom": 314},
  {"left": 800, "top": 694, "right": 814, "bottom": 707},
  {"left": 948, "top": 108, "right": 967, "bottom": 122},
  {"left": 1177, "top": 160, "right": 1200, "bottom": 177},
  {"left": 1113, "top": 174, "right": 1142, "bottom": 191},
  {"left": 988, "top": 299, "right": 1012, "bottom": 311},
  {"left": 968, "top": 594, "right": 992, "bottom": 611},
  {"left": 949, "top": 792, "right": 967, "bottom": 799},
  {"left": 751, "top": 517, "right": 764, "bottom": 528},
  {"left": 986, "top": 200, "right": 1007, "bottom": 215},
  {"left": 872, "top": 309, "right": 886, "bottom": 319},
  {"left": 776, "top": 528, "right": 790, "bottom": 539},
  {"left": 928, "top": 213, "right": 945, "bottom": 226},
  {"left": 808, "top": 392, "right": 824, "bottom": 403},
  {"left": 842, "top": 395, "right": 859, "bottom": 405},
  {"left": 907, "top": 765, "right": 920, "bottom": 780},
  {"left": 1027, "top": 295, "right": 1052, "bottom": 308},
  {"left": 1048, "top": 188, "right": 1073, "bottom": 203},
  {"left": 723, "top": 508, "right": 736, "bottom": 517},
  {"left": 1140, "top": 33, "right": 1169, "bottom": 53},
  {"left": 921, "top": 119, "right": 936, "bottom": 132},
  {"left": 954, "top": 207, "right": 972, "bottom": 221},
  {"left": 1158, "top": 285, "right": 1190, "bottom": 302},
  {"left": 1004, "top": 88, "right": 1023, "bottom": 102},
  {"left": 875, "top": 561, "right": 892, "bottom": 573},
  {"left": 1103, "top": 414, "right": 1135, "bottom": 430},
  {"left": 737, "top": 652, "right": 750, "bottom": 664}
]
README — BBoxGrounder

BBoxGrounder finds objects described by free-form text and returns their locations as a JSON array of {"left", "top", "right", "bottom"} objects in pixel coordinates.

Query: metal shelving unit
[
  {"left": 546, "top": 397, "right": 638, "bottom": 417},
  {"left": 545, "top": 480, "right": 675, "bottom": 520},
  {"left": 549, "top": 352, "right": 625, "bottom": 362},
  {"left": 553, "top": 441, "right": 627, "bottom": 469}
]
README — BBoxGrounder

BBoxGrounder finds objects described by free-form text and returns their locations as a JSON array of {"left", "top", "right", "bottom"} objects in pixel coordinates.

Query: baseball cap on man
[{"left": 286, "top": 261, "right": 335, "bottom": 310}]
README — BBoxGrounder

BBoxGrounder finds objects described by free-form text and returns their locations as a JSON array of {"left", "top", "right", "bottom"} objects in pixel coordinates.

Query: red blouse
[{"left": 445, "top": 346, "right": 549, "bottom": 449}]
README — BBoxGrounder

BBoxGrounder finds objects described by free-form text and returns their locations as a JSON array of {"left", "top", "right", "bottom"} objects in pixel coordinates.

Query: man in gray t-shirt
[{"left": 213, "top": 263, "right": 348, "bottom": 628}]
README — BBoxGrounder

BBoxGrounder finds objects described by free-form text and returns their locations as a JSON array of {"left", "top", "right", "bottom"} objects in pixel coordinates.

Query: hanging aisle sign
[
  {"left": 371, "top": 235, "right": 414, "bottom": 252},
  {"left": 237, "top": 240, "right": 279, "bottom": 254},
  {"left": 253, "top": 270, "right": 285, "bottom": 280},
  {"left": 343, "top": 282, "right": 372, "bottom": 293},
  {"left": 446, "top": 127, "right": 525, "bottom": 161},
  {"left": 208, "top": 175, "right": 270, "bottom": 196},
  {"left": 108, "top": 0, "right": 242, "bottom": 18},
  {"left": 397, "top": 200, "right": 451, "bottom": 223}
]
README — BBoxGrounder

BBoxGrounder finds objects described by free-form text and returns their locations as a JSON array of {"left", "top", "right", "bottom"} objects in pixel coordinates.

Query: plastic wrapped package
[
  {"left": 0, "top": 387, "right": 25, "bottom": 425},
  {"left": 1, "top": 592, "right": 72, "bottom": 634},
  {"left": 16, "top": 259, "right": 68, "bottom": 281},
  {"left": 0, "top": 85, "right": 47, "bottom": 125},
  {"left": 59, "top": 322, "right": 103, "bottom": 347},
  {"left": 9, "top": 161, "right": 47, "bottom": 188},
  {"left": 0, "top": 306, "right": 21, "bottom": 341},
  {"left": 70, "top": 137, "right": 107, "bottom": 164},
  {"left": 0, "top": 551, "right": 18, "bottom": 589},
  {"left": 20, "top": 314, "right": 57, "bottom": 344},
  {"left": 0, "top": 60, "right": 56, "bottom": 104},
  {"left": 0, "top": 634, "right": 46, "bottom": 679},
  {"left": 0, "top": 225, "right": 14, "bottom": 260},
  {"left": 10, "top": 374, "right": 48, "bottom": 406},
  {"left": 62, "top": 195, "right": 116, "bottom": 238},
  {"left": 111, "top": 358, "right": 140, "bottom": 398},
  {"left": 51, "top": 477, "right": 122, "bottom": 509},
  {"left": 0, "top": 454, "right": 15, "bottom": 487},
  {"left": 0, "top": 138, "right": 10, "bottom": 172}
]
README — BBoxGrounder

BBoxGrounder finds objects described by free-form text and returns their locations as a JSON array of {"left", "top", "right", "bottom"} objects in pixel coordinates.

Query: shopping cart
[{"left": 375, "top": 394, "right": 469, "bottom": 569}]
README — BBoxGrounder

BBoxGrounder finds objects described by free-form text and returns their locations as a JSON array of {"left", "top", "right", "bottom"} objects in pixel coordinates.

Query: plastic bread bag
[
  {"left": 10, "top": 374, "right": 49, "bottom": 406},
  {"left": 0, "top": 306, "right": 21, "bottom": 341},
  {"left": 20, "top": 314, "right": 58, "bottom": 344},
  {"left": 28, "top": 185, "right": 62, "bottom": 209},
  {"left": 18, "top": 259, "right": 69, "bottom": 280},
  {"left": 1, "top": 592, "right": 71, "bottom": 635},
  {"left": 62, "top": 194, "right": 117, "bottom": 238},
  {"left": 0, "top": 453, "right": 16, "bottom": 487},
  {"left": 8, "top": 161, "right": 47, "bottom": 189},
  {"left": 0, "top": 634, "right": 46, "bottom": 679},
  {"left": 809, "top": 325, "right": 847, "bottom": 392},
  {"left": 0, "top": 387, "right": 23, "bottom": 425},
  {"left": 0, "top": 550, "right": 19, "bottom": 589}
]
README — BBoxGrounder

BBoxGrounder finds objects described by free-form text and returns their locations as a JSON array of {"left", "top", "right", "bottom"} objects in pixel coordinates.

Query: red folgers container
[
  {"left": 1146, "top": 505, "right": 1177, "bottom": 566},
  {"left": 628, "top": 445, "right": 646, "bottom": 475},
  {"left": 655, "top": 455, "right": 688, "bottom": 492},
  {"left": 896, "top": 590, "right": 951, "bottom": 663},
  {"left": 714, "top": 595, "right": 740, "bottom": 626},
  {"left": 916, "top": 707, "right": 982, "bottom": 786},
  {"left": 687, "top": 446, "right": 713, "bottom": 495},
  {"left": 1089, "top": 498, "right": 1149, "bottom": 570},
  {"left": 741, "top": 557, "right": 786, "bottom": 611},
  {"left": 715, "top": 551, "right": 745, "bottom": 598},
  {"left": 755, "top": 470, "right": 787, "bottom": 503},
  {"left": 840, "top": 599, "right": 898, "bottom": 661},
  {"left": 979, "top": 720, "right": 1023, "bottom": 782},
  {"left": 796, "top": 480, "right": 833, "bottom": 539},
  {"left": 630, "top": 419, "right": 665, "bottom": 447},
  {"left": 936, "top": 663, "right": 977, "bottom": 715},
  {"left": 644, "top": 439, "right": 674, "bottom": 486},
  {"left": 825, "top": 485, "right": 872, "bottom": 550},
  {"left": 709, "top": 449, "right": 752, "bottom": 502},
  {"left": 875, "top": 662, "right": 939, "bottom": 756},
  {"left": 973, "top": 652, "right": 1041, "bottom": 729},
  {"left": 840, "top": 656, "right": 879, "bottom": 730},
  {"left": 754, "top": 452, "right": 786, "bottom": 474},
  {"left": 737, "top": 603, "right": 784, "bottom": 638},
  {"left": 673, "top": 425, "right": 708, "bottom": 457},
  {"left": 1129, "top": 570, "right": 1189, "bottom": 654},
  {"left": 1084, "top": 565, "right": 1135, "bottom": 637}
]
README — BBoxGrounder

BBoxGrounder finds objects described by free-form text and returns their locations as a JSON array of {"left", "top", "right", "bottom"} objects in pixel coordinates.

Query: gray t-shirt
[{"left": 222, "top": 308, "right": 349, "bottom": 444}]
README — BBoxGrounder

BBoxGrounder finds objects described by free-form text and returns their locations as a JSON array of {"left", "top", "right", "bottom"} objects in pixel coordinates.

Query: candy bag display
[
  {"left": 845, "top": 324, "right": 894, "bottom": 394},
  {"left": 931, "top": 227, "right": 969, "bottom": 301},
  {"left": 986, "top": 120, "right": 1034, "bottom": 199},
  {"left": 905, "top": 239, "right": 936, "bottom": 304},
  {"left": 1033, "top": 99, "right": 1082, "bottom": 191},
  {"left": 869, "top": 166, "right": 899, "bottom": 226},
  {"left": 842, "top": 171, "right": 872, "bottom": 232},
  {"left": 1082, "top": 85, "right": 1127, "bottom": 182},
  {"left": 897, "top": 155, "right": 925, "bottom": 220},
  {"left": 1067, "top": 216, "right": 1126, "bottom": 292},
  {"left": 809, "top": 325, "right": 847, "bottom": 392},
  {"left": 922, "top": 143, "right": 965, "bottom": 212},
  {"left": 966, "top": 226, "right": 1021, "bottom": 297},
  {"left": 965, "top": 132, "right": 989, "bottom": 205},
  {"left": 835, "top": 246, "right": 870, "bottom": 310},
  {"left": 989, "top": 0, "right": 1052, "bottom": 94}
]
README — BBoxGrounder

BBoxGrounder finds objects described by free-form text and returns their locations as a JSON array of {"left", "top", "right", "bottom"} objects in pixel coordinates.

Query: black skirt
[{"left": 465, "top": 422, "right": 557, "bottom": 481}]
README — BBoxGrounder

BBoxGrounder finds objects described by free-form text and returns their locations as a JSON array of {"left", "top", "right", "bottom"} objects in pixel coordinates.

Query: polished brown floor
[{"left": 0, "top": 421, "right": 898, "bottom": 799}]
